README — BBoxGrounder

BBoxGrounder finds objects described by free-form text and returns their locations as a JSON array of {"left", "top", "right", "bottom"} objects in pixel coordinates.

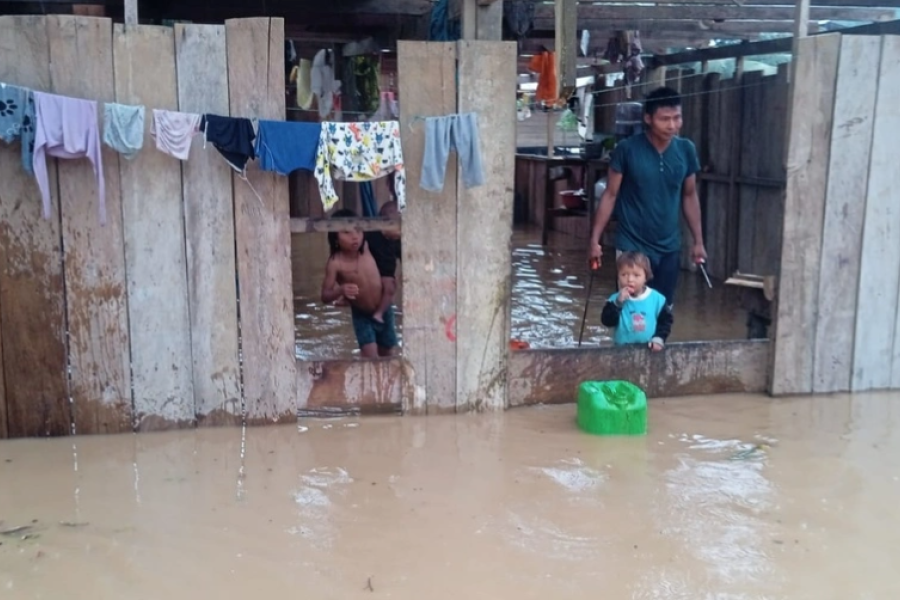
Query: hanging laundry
[
  {"left": 103, "top": 102, "right": 145, "bottom": 160},
  {"left": 311, "top": 49, "right": 341, "bottom": 120},
  {"left": 350, "top": 55, "right": 381, "bottom": 117},
  {"left": 370, "top": 91, "right": 399, "bottom": 122},
  {"left": 255, "top": 120, "right": 321, "bottom": 176},
  {"left": 32, "top": 91, "right": 105, "bottom": 223},
  {"left": 420, "top": 112, "right": 484, "bottom": 193},
  {"left": 200, "top": 114, "right": 256, "bottom": 173},
  {"left": 527, "top": 51, "right": 558, "bottom": 104},
  {"left": 151, "top": 109, "right": 201, "bottom": 161},
  {"left": 0, "top": 82, "right": 36, "bottom": 173},
  {"left": 503, "top": 0, "right": 535, "bottom": 39},
  {"left": 314, "top": 120, "right": 406, "bottom": 212},
  {"left": 429, "top": 0, "right": 461, "bottom": 41},
  {"left": 290, "top": 58, "right": 314, "bottom": 110}
]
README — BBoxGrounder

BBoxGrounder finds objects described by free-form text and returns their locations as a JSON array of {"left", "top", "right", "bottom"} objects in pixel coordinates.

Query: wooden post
[
  {"left": 175, "top": 24, "right": 243, "bottom": 427},
  {"left": 770, "top": 33, "right": 840, "bottom": 396},
  {"left": 0, "top": 15, "right": 70, "bottom": 438},
  {"left": 555, "top": 0, "right": 578, "bottom": 99},
  {"left": 124, "top": 0, "right": 138, "bottom": 26},
  {"left": 456, "top": 40, "right": 517, "bottom": 411},
  {"left": 461, "top": 0, "right": 503, "bottom": 40},
  {"left": 48, "top": 15, "right": 133, "bottom": 435},
  {"left": 225, "top": 18, "right": 297, "bottom": 424},
  {"left": 398, "top": 42, "right": 458, "bottom": 414},
  {"left": 114, "top": 24, "right": 195, "bottom": 431}
]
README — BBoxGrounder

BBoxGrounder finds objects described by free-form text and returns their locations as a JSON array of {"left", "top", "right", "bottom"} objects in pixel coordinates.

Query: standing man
[{"left": 588, "top": 86, "right": 706, "bottom": 311}]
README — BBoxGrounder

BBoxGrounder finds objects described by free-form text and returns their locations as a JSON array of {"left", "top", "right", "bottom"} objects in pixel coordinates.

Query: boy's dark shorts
[{"left": 350, "top": 305, "right": 398, "bottom": 349}]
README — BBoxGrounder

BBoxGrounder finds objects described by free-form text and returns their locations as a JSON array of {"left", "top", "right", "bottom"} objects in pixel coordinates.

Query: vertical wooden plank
[
  {"left": 113, "top": 24, "right": 194, "bottom": 430},
  {"left": 456, "top": 40, "right": 516, "bottom": 412},
  {"left": 0, "top": 15, "right": 70, "bottom": 437},
  {"left": 175, "top": 23, "right": 242, "bottom": 426},
  {"left": 737, "top": 71, "right": 761, "bottom": 274},
  {"left": 47, "top": 15, "right": 132, "bottom": 433},
  {"left": 853, "top": 35, "right": 900, "bottom": 392},
  {"left": 226, "top": 17, "right": 296, "bottom": 424},
  {"left": 770, "top": 33, "right": 840, "bottom": 396},
  {"left": 555, "top": 0, "right": 577, "bottom": 96},
  {"left": 813, "top": 35, "right": 880, "bottom": 393},
  {"left": 398, "top": 41, "right": 458, "bottom": 414}
]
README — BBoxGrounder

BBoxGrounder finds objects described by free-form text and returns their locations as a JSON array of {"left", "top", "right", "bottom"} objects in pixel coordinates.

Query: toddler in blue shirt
[{"left": 601, "top": 251, "right": 673, "bottom": 352}]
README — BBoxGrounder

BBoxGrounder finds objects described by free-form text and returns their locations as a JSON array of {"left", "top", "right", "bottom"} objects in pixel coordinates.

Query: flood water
[
  {"left": 2, "top": 392, "right": 899, "bottom": 598},
  {"left": 292, "top": 226, "right": 745, "bottom": 359}
]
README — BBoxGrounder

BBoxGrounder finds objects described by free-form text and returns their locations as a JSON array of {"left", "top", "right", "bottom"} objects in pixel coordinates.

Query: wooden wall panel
[
  {"left": 456, "top": 40, "right": 516, "bottom": 411},
  {"left": 397, "top": 41, "right": 458, "bottom": 414},
  {"left": 0, "top": 15, "right": 70, "bottom": 437},
  {"left": 48, "top": 15, "right": 133, "bottom": 433},
  {"left": 226, "top": 18, "right": 296, "bottom": 423},
  {"left": 113, "top": 24, "right": 195, "bottom": 430},
  {"left": 175, "top": 23, "right": 243, "bottom": 426}
]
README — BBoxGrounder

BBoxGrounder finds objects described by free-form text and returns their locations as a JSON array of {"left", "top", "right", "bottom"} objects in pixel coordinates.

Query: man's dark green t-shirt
[{"left": 609, "top": 133, "right": 701, "bottom": 261}]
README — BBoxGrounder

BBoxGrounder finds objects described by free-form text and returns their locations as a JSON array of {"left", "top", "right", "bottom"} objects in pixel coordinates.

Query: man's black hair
[
  {"left": 644, "top": 87, "right": 682, "bottom": 116},
  {"left": 328, "top": 208, "right": 363, "bottom": 257}
]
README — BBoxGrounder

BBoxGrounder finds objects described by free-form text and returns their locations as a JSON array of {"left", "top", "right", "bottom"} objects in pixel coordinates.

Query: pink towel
[{"left": 32, "top": 92, "right": 105, "bottom": 224}]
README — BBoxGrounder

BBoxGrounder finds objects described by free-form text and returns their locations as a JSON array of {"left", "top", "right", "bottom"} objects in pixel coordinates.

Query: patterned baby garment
[
  {"left": 103, "top": 102, "right": 145, "bottom": 160},
  {"left": 314, "top": 120, "right": 406, "bottom": 212},
  {"left": 0, "top": 83, "right": 37, "bottom": 173}
]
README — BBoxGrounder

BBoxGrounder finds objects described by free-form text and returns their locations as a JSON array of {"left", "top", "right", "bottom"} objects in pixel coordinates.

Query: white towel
[{"left": 150, "top": 109, "right": 201, "bottom": 161}]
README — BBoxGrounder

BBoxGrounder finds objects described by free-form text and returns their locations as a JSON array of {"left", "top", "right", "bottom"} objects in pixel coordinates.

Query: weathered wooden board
[
  {"left": 0, "top": 294, "right": 5, "bottom": 438},
  {"left": 47, "top": 15, "right": 132, "bottom": 433},
  {"left": 226, "top": 18, "right": 296, "bottom": 424},
  {"left": 296, "top": 359, "right": 405, "bottom": 416},
  {"left": 737, "top": 71, "right": 761, "bottom": 274},
  {"left": 770, "top": 33, "right": 840, "bottom": 396},
  {"left": 0, "top": 15, "right": 71, "bottom": 438},
  {"left": 813, "top": 35, "right": 880, "bottom": 393},
  {"left": 853, "top": 35, "right": 900, "bottom": 392},
  {"left": 398, "top": 41, "right": 458, "bottom": 414},
  {"left": 455, "top": 41, "right": 516, "bottom": 412},
  {"left": 113, "top": 25, "right": 194, "bottom": 431},
  {"left": 175, "top": 23, "right": 242, "bottom": 426},
  {"left": 508, "top": 340, "right": 770, "bottom": 406},
  {"left": 703, "top": 74, "right": 733, "bottom": 280}
]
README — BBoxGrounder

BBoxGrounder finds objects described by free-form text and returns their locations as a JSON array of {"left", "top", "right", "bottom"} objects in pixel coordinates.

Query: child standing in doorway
[
  {"left": 601, "top": 251, "right": 672, "bottom": 352},
  {"left": 321, "top": 209, "right": 398, "bottom": 358}
]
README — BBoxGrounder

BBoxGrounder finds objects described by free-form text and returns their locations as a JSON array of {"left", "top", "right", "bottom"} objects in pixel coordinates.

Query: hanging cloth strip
[
  {"left": 151, "top": 109, "right": 201, "bottom": 161},
  {"left": 254, "top": 120, "right": 320, "bottom": 176},
  {"left": 103, "top": 102, "right": 145, "bottom": 160},
  {"left": 0, "top": 82, "right": 36, "bottom": 174},
  {"left": 290, "top": 58, "right": 314, "bottom": 110},
  {"left": 314, "top": 120, "right": 406, "bottom": 212},
  {"left": 32, "top": 91, "right": 105, "bottom": 223},
  {"left": 420, "top": 112, "right": 484, "bottom": 193},
  {"left": 200, "top": 114, "right": 256, "bottom": 173}
]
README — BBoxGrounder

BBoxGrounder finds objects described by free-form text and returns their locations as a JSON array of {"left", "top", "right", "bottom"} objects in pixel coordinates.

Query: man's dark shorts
[{"left": 351, "top": 305, "right": 398, "bottom": 349}]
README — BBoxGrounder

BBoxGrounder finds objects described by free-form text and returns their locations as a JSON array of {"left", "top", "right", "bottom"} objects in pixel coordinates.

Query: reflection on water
[
  {"left": 293, "top": 226, "right": 745, "bottom": 359},
  {"left": 2, "top": 392, "right": 900, "bottom": 599}
]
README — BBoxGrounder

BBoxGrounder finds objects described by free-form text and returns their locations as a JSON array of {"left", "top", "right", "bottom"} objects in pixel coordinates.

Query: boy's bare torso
[{"left": 332, "top": 245, "right": 383, "bottom": 315}]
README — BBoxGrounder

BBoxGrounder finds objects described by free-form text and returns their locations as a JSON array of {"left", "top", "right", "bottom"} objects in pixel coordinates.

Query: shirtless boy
[{"left": 321, "top": 209, "right": 399, "bottom": 358}]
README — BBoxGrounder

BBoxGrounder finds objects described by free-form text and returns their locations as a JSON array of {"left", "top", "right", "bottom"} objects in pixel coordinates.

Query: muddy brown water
[
  {"left": 292, "top": 226, "right": 745, "bottom": 359},
  {"left": 2, "top": 392, "right": 899, "bottom": 598}
]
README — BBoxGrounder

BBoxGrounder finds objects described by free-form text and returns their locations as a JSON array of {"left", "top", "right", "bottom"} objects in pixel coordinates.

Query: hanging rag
[
  {"left": 350, "top": 56, "right": 381, "bottom": 117},
  {"left": 420, "top": 112, "right": 484, "bottom": 193},
  {"left": 0, "top": 82, "right": 36, "bottom": 173},
  {"left": 32, "top": 91, "right": 105, "bottom": 223},
  {"left": 290, "top": 58, "right": 314, "bottom": 109},
  {"left": 200, "top": 114, "right": 256, "bottom": 173},
  {"left": 370, "top": 91, "right": 399, "bottom": 122},
  {"left": 254, "top": 120, "right": 321, "bottom": 175},
  {"left": 360, "top": 182, "right": 378, "bottom": 217},
  {"left": 429, "top": 0, "right": 461, "bottom": 41},
  {"left": 151, "top": 109, "right": 201, "bottom": 160},
  {"left": 503, "top": 0, "right": 535, "bottom": 39},
  {"left": 103, "top": 102, "right": 145, "bottom": 160},
  {"left": 528, "top": 51, "right": 558, "bottom": 104},
  {"left": 311, "top": 49, "right": 340, "bottom": 119},
  {"left": 314, "top": 120, "right": 406, "bottom": 212}
]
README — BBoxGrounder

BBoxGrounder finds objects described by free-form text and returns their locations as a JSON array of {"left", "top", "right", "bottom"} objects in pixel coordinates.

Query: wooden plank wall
[
  {"left": 175, "top": 24, "right": 243, "bottom": 426},
  {"left": 772, "top": 33, "right": 900, "bottom": 395},
  {"left": 226, "top": 18, "right": 296, "bottom": 424},
  {"left": 113, "top": 24, "right": 195, "bottom": 431},
  {"left": 0, "top": 15, "right": 296, "bottom": 438},
  {"left": 0, "top": 15, "right": 70, "bottom": 437}
]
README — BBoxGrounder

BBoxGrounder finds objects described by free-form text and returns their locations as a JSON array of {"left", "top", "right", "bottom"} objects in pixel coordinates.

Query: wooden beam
[
  {"left": 534, "top": 19, "right": 811, "bottom": 34},
  {"left": 461, "top": 0, "right": 503, "bottom": 40},
  {"left": 290, "top": 217, "right": 401, "bottom": 234},
  {"left": 532, "top": 3, "right": 896, "bottom": 22},
  {"left": 556, "top": 0, "right": 578, "bottom": 96},
  {"left": 124, "top": 0, "right": 137, "bottom": 25}
]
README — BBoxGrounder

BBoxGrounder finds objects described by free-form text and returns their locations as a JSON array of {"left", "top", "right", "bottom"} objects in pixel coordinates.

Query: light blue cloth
[
  {"left": 420, "top": 112, "right": 484, "bottom": 193},
  {"left": 608, "top": 288, "right": 667, "bottom": 345},
  {"left": 103, "top": 102, "right": 145, "bottom": 160},
  {"left": 0, "top": 83, "right": 36, "bottom": 173},
  {"left": 255, "top": 120, "right": 320, "bottom": 175}
]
